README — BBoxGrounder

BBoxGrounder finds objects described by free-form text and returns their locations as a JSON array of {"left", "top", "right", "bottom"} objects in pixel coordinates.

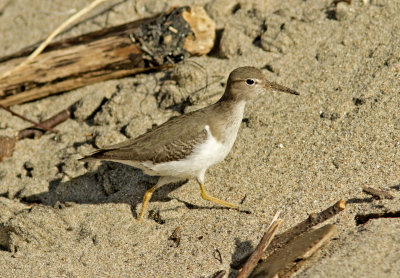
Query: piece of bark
[
  {"left": 362, "top": 186, "right": 394, "bottom": 200},
  {"left": 0, "top": 6, "right": 215, "bottom": 107},
  {"left": 250, "top": 224, "right": 338, "bottom": 278},
  {"left": 0, "top": 136, "right": 17, "bottom": 162},
  {"left": 237, "top": 219, "right": 282, "bottom": 278}
]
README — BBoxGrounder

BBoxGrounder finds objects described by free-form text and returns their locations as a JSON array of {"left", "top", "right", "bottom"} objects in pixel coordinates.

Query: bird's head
[{"left": 221, "top": 66, "right": 299, "bottom": 102}]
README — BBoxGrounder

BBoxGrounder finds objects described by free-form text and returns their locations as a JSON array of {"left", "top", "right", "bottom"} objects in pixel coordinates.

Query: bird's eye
[{"left": 245, "top": 79, "right": 255, "bottom": 85}]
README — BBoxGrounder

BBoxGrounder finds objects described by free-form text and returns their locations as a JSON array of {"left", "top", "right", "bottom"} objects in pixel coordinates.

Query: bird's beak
[{"left": 264, "top": 80, "right": 300, "bottom": 95}]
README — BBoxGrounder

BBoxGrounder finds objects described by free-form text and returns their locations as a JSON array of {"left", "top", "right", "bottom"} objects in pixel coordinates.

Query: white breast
[
  {"left": 141, "top": 102, "right": 246, "bottom": 179},
  {"left": 140, "top": 126, "right": 229, "bottom": 178}
]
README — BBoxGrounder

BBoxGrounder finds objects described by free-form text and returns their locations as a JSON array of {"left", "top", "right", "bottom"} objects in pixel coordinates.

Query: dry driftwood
[
  {"left": 0, "top": 136, "right": 17, "bottom": 162},
  {"left": 0, "top": 6, "right": 215, "bottom": 107},
  {"left": 231, "top": 200, "right": 346, "bottom": 272},
  {"left": 250, "top": 224, "right": 338, "bottom": 278},
  {"left": 265, "top": 199, "right": 345, "bottom": 254},
  {"left": 237, "top": 219, "right": 282, "bottom": 278}
]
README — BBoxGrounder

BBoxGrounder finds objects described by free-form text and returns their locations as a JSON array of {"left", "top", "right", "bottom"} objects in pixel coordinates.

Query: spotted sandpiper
[{"left": 80, "top": 66, "right": 299, "bottom": 222}]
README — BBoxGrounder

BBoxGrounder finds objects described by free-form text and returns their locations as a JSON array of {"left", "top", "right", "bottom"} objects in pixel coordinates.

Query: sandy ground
[{"left": 0, "top": 0, "right": 400, "bottom": 277}]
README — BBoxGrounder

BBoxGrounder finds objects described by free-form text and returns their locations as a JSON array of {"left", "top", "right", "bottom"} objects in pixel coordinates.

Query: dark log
[{"left": 0, "top": 6, "right": 215, "bottom": 106}]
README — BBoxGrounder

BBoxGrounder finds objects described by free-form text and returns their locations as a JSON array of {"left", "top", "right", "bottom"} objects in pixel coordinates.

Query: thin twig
[
  {"left": 0, "top": 0, "right": 110, "bottom": 80},
  {"left": 18, "top": 109, "right": 70, "bottom": 139},
  {"left": 362, "top": 187, "right": 394, "bottom": 200},
  {"left": 214, "top": 248, "right": 223, "bottom": 264},
  {"left": 0, "top": 103, "right": 54, "bottom": 132},
  {"left": 0, "top": 108, "right": 70, "bottom": 161},
  {"left": 237, "top": 216, "right": 282, "bottom": 278}
]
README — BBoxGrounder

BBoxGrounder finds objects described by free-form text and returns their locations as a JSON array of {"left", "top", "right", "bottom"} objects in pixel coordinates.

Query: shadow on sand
[
  {"left": 23, "top": 162, "right": 188, "bottom": 218},
  {"left": 23, "top": 161, "right": 241, "bottom": 219}
]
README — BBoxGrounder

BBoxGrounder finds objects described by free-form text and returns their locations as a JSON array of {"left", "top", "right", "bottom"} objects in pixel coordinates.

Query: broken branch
[
  {"left": 237, "top": 218, "right": 282, "bottom": 278},
  {"left": 0, "top": 0, "right": 111, "bottom": 80},
  {"left": 250, "top": 224, "right": 338, "bottom": 278},
  {"left": 0, "top": 6, "right": 215, "bottom": 107},
  {"left": 266, "top": 199, "right": 345, "bottom": 254}
]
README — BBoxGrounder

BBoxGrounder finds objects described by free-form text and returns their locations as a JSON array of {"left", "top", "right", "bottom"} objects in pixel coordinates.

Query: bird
[{"left": 80, "top": 66, "right": 299, "bottom": 222}]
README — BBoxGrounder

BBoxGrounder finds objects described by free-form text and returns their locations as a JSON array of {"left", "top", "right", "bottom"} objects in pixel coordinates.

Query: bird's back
[{"left": 81, "top": 104, "right": 218, "bottom": 164}]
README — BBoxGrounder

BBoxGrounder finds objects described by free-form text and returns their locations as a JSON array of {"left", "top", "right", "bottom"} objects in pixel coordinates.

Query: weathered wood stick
[
  {"left": 0, "top": 6, "right": 215, "bottom": 107},
  {"left": 237, "top": 219, "right": 282, "bottom": 278},
  {"left": 231, "top": 200, "right": 346, "bottom": 271},
  {"left": 250, "top": 224, "right": 338, "bottom": 278},
  {"left": 266, "top": 199, "right": 345, "bottom": 254},
  {"left": 0, "top": 0, "right": 110, "bottom": 80}
]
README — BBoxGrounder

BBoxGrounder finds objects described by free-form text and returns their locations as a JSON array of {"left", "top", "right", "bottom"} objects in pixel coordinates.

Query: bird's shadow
[
  {"left": 228, "top": 238, "right": 254, "bottom": 277},
  {"left": 23, "top": 162, "right": 189, "bottom": 218},
  {"left": 23, "top": 161, "right": 239, "bottom": 220}
]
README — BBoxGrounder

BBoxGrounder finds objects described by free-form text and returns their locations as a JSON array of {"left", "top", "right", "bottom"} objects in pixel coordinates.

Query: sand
[{"left": 0, "top": 0, "right": 400, "bottom": 277}]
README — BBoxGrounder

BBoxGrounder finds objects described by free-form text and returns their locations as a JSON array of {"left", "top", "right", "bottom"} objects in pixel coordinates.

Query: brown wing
[
  {"left": 151, "top": 131, "right": 207, "bottom": 163},
  {"left": 80, "top": 106, "right": 212, "bottom": 164}
]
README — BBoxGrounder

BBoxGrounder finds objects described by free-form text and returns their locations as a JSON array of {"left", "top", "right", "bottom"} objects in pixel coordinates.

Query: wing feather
[{"left": 80, "top": 107, "right": 212, "bottom": 163}]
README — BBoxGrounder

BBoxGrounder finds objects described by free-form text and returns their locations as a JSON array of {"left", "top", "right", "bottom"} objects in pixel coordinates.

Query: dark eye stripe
[{"left": 246, "top": 79, "right": 255, "bottom": 85}]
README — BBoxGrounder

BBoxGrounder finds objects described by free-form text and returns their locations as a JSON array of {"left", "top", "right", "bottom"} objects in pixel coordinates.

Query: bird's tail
[{"left": 78, "top": 149, "right": 107, "bottom": 162}]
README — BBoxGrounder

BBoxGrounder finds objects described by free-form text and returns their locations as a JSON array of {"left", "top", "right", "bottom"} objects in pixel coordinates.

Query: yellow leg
[
  {"left": 198, "top": 182, "right": 238, "bottom": 208},
  {"left": 137, "top": 185, "right": 158, "bottom": 223},
  {"left": 137, "top": 176, "right": 178, "bottom": 223}
]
